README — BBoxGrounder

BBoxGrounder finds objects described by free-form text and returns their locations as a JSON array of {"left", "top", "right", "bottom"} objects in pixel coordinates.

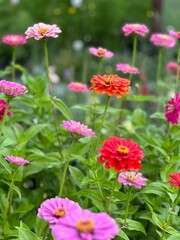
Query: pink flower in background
[
  {"left": 89, "top": 47, "right": 113, "bottom": 58},
  {"left": 116, "top": 63, "right": 139, "bottom": 74},
  {"left": 2, "top": 34, "right": 27, "bottom": 46},
  {"left": 25, "top": 22, "right": 61, "bottom": 40},
  {"left": 62, "top": 120, "right": 95, "bottom": 138},
  {"left": 169, "top": 31, "right": 180, "bottom": 39},
  {"left": 150, "top": 33, "right": 175, "bottom": 48},
  {"left": 51, "top": 209, "right": 119, "bottom": 240},
  {"left": 5, "top": 155, "right": 30, "bottom": 166},
  {"left": 0, "top": 80, "right": 28, "bottom": 97},
  {"left": 165, "top": 93, "right": 180, "bottom": 125},
  {"left": 118, "top": 171, "right": 147, "bottom": 188},
  {"left": 0, "top": 99, "right": 12, "bottom": 120},
  {"left": 122, "top": 23, "right": 149, "bottom": 37},
  {"left": 38, "top": 198, "right": 81, "bottom": 224},
  {"left": 166, "top": 61, "right": 180, "bottom": 76},
  {"left": 68, "top": 82, "right": 88, "bottom": 92},
  {"left": 168, "top": 172, "right": 180, "bottom": 189}
]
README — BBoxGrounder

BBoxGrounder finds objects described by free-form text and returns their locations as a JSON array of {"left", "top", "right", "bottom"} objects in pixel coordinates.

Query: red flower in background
[
  {"left": 168, "top": 172, "right": 180, "bottom": 189},
  {"left": 165, "top": 93, "right": 180, "bottom": 125},
  {"left": 0, "top": 99, "right": 12, "bottom": 120},
  {"left": 98, "top": 136, "right": 144, "bottom": 172}
]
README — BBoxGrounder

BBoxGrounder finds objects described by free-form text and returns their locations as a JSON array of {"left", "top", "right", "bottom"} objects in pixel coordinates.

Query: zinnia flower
[
  {"left": 89, "top": 47, "right": 113, "bottom": 58},
  {"left": 165, "top": 93, "right": 180, "bottom": 125},
  {"left": 118, "top": 171, "right": 147, "bottom": 188},
  {"left": 168, "top": 172, "right": 180, "bottom": 189},
  {"left": 62, "top": 120, "right": 95, "bottom": 138},
  {"left": 169, "top": 31, "right": 180, "bottom": 39},
  {"left": 89, "top": 74, "right": 130, "bottom": 99},
  {"left": 68, "top": 82, "right": 88, "bottom": 92},
  {"left": 150, "top": 33, "right": 175, "bottom": 48},
  {"left": 2, "top": 34, "right": 27, "bottom": 46},
  {"left": 25, "top": 22, "right": 61, "bottom": 40},
  {"left": 0, "top": 80, "right": 28, "bottom": 97},
  {"left": 38, "top": 197, "right": 81, "bottom": 224},
  {"left": 5, "top": 155, "right": 30, "bottom": 166},
  {"left": 98, "top": 136, "right": 144, "bottom": 172},
  {"left": 122, "top": 23, "right": 149, "bottom": 37},
  {"left": 51, "top": 209, "right": 119, "bottom": 240},
  {"left": 166, "top": 61, "right": 180, "bottom": 76},
  {"left": 0, "top": 99, "right": 12, "bottom": 120},
  {"left": 116, "top": 63, "right": 139, "bottom": 74}
]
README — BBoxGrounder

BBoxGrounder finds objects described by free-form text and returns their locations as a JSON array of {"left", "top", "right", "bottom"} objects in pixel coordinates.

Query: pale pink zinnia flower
[
  {"left": 116, "top": 63, "right": 139, "bottom": 74},
  {"left": 118, "top": 171, "right": 147, "bottom": 188},
  {"left": 62, "top": 120, "right": 95, "bottom": 138},
  {"left": 165, "top": 93, "right": 180, "bottom": 125},
  {"left": 122, "top": 23, "right": 149, "bottom": 37},
  {"left": 5, "top": 155, "right": 30, "bottom": 166},
  {"left": 0, "top": 99, "right": 12, "bottom": 120},
  {"left": 38, "top": 197, "right": 81, "bottom": 225},
  {"left": 150, "top": 33, "right": 175, "bottom": 48},
  {"left": 25, "top": 22, "right": 61, "bottom": 40},
  {"left": 89, "top": 47, "right": 113, "bottom": 58},
  {"left": 169, "top": 31, "right": 180, "bottom": 39},
  {"left": 51, "top": 209, "right": 119, "bottom": 240},
  {"left": 166, "top": 61, "right": 180, "bottom": 76},
  {"left": 68, "top": 82, "right": 88, "bottom": 92},
  {"left": 2, "top": 34, "right": 27, "bottom": 46},
  {"left": 0, "top": 80, "right": 28, "bottom": 97}
]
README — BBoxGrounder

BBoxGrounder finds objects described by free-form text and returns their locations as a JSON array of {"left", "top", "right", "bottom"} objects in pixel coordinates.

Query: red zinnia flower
[
  {"left": 98, "top": 136, "right": 144, "bottom": 172},
  {"left": 168, "top": 172, "right": 180, "bottom": 189},
  {"left": 89, "top": 74, "right": 130, "bottom": 99},
  {"left": 165, "top": 93, "right": 180, "bottom": 125}
]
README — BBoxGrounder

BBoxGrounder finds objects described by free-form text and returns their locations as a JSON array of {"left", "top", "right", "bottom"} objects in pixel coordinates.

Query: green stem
[
  {"left": 12, "top": 46, "right": 16, "bottom": 82},
  {"left": 97, "top": 58, "right": 102, "bottom": 74},
  {"left": 124, "top": 186, "right": 132, "bottom": 226},
  {"left": 106, "top": 173, "right": 119, "bottom": 213},
  {"left": 93, "top": 170, "right": 104, "bottom": 201},
  {"left": 129, "top": 34, "right": 137, "bottom": 81},
  {"left": 0, "top": 97, "right": 12, "bottom": 136},
  {"left": 176, "top": 40, "right": 180, "bottom": 86},
  {"left": 42, "top": 224, "right": 49, "bottom": 240},
  {"left": 156, "top": 47, "right": 163, "bottom": 84}
]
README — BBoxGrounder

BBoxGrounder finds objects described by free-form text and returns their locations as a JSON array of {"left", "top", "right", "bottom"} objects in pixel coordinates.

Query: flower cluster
[
  {"left": 150, "top": 33, "right": 175, "bottom": 48},
  {"left": 0, "top": 99, "right": 12, "bottom": 120},
  {"left": 122, "top": 23, "right": 149, "bottom": 37},
  {"left": 2, "top": 34, "right": 27, "bottom": 46},
  {"left": 68, "top": 82, "right": 88, "bottom": 92},
  {"left": 89, "top": 47, "right": 113, "bottom": 58},
  {"left": 165, "top": 93, "right": 180, "bottom": 125},
  {"left": 116, "top": 63, "right": 139, "bottom": 75}
]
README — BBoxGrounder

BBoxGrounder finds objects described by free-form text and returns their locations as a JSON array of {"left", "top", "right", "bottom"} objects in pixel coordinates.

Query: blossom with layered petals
[
  {"left": 122, "top": 23, "right": 149, "bottom": 37},
  {"left": 89, "top": 47, "right": 113, "bottom": 58},
  {"left": 150, "top": 33, "right": 175, "bottom": 48},
  {"left": 166, "top": 61, "right": 180, "bottom": 76},
  {"left": 68, "top": 82, "right": 88, "bottom": 92},
  {"left": 0, "top": 80, "right": 28, "bottom": 97},
  {"left": 0, "top": 99, "right": 12, "bottom": 120},
  {"left": 169, "top": 31, "right": 180, "bottom": 39},
  {"left": 118, "top": 171, "right": 147, "bottom": 188},
  {"left": 38, "top": 197, "right": 81, "bottom": 224},
  {"left": 168, "top": 172, "right": 180, "bottom": 189},
  {"left": 25, "top": 22, "right": 61, "bottom": 40},
  {"left": 5, "top": 155, "right": 30, "bottom": 166},
  {"left": 62, "top": 120, "right": 95, "bottom": 138},
  {"left": 89, "top": 74, "right": 130, "bottom": 99},
  {"left": 98, "top": 136, "right": 144, "bottom": 172},
  {"left": 51, "top": 209, "right": 119, "bottom": 240},
  {"left": 165, "top": 93, "right": 180, "bottom": 125},
  {"left": 2, "top": 34, "right": 27, "bottom": 46},
  {"left": 116, "top": 63, "right": 139, "bottom": 74}
]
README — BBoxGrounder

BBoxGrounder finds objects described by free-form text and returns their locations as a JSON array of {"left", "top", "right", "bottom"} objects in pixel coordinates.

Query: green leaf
[
  {"left": 13, "top": 203, "right": 34, "bottom": 214},
  {"left": 126, "top": 95, "right": 157, "bottom": 101},
  {"left": 141, "top": 182, "right": 167, "bottom": 198},
  {"left": 69, "top": 166, "right": 84, "bottom": 187},
  {"left": 117, "top": 229, "right": 130, "bottom": 240},
  {"left": 0, "top": 156, "right": 11, "bottom": 174},
  {"left": 167, "top": 233, "right": 180, "bottom": 240},
  {"left": 16, "top": 221, "right": 41, "bottom": 240},
  {"left": 116, "top": 218, "right": 146, "bottom": 235},
  {"left": 35, "top": 218, "right": 48, "bottom": 236},
  {"left": 150, "top": 112, "right": 166, "bottom": 120},
  {"left": 52, "top": 98, "right": 72, "bottom": 120},
  {"left": 147, "top": 203, "right": 166, "bottom": 230}
]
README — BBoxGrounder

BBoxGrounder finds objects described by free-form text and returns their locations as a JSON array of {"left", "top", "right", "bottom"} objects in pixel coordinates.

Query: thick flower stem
[
  {"left": 0, "top": 97, "right": 12, "bottom": 136},
  {"left": 156, "top": 47, "right": 163, "bottom": 84},
  {"left": 124, "top": 186, "right": 132, "bottom": 226},
  {"left": 12, "top": 46, "right": 16, "bottom": 82},
  {"left": 129, "top": 34, "right": 137, "bottom": 81},
  {"left": 106, "top": 173, "right": 119, "bottom": 213},
  {"left": 176, "top": 40, "right": 180, "bottom": 86}
]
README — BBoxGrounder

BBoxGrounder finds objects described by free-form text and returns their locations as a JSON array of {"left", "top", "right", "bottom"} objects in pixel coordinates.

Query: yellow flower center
[
  {"left": 39, "top": 28, "right": 49, "bottom": 35},
  {"left": 127, "top": 172, "right": 137, "bottom": 182},
  {"left": 76, "top": 218, "right": 95, "bottom": 233},
  {"left": 105, "top": 75, "right": 115, "bottom": 83},
  {"left": 54, "top": 207, "right": 66, "bottom": 217},
  {"left": 97, "top": 48, "right": 107, "bottom": 56},
  {"left": 117, "top": 145, "right": 130, "bottom": 154}
]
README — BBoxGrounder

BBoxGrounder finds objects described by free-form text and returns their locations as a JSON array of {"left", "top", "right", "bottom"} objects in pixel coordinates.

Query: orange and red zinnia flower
[
  {"left": 98, "top": 137, "right": 144, "bottom": 172},
  {"left": 89, "top": 74, "right": 130, "bottom": 99},
  {"left": 168, "top": 172, "right": 180, "bottom": 189}
]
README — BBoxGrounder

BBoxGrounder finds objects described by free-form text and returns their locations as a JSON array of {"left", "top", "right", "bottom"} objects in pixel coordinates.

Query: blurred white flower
[
  {"left": 49, "top": 66, "right": 60, "bottom": 84},
  {"left": 70, "top": 0, "right": 83, "bottom": 8},
  {"left": 72, "top": 40, "right": 84, "bottom": 51},
  {"left": 10, "top": 0, "right": 20, "bottom": 5}
]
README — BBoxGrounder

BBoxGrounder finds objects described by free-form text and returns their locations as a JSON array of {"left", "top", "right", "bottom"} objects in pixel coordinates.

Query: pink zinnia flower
[
  {"left": 165, "top": 93, "right": 180, "bottom": 125},
  {"left": 5, "top": 155, "right": 30, "bottom": 166},
  {"left": 68, "top": 82, "right": 88, "bottom": 93},
  {"left": 150, "top": 33, "right": 175, "bottom": 48},
  {"left": 169, "top": 31, "right": 180, "bottom": 39},
  {"left": 62, "top": 120, "right": 95, "bottom": 138},
  {"left": 25, "top": 22, "right": 61, "bottom": 40},
  {"left": 168, "top": 172, "right": 180, "bottom": 189},
  {"left": 0, "top": 80, "right": 28, "bottom": 97},
  {"left": 116, "top": 63, "right": 139, "bottom": 74},
  {"left": 51, "top": 209, "right": 119, "bottom": 240},
  {"left": 38, "top": 197, "right": 81, "bottom": 225},
  {"left": 0, "top": 99, "right": 12, "bottom": 120},
  {"left": 166, "top": 61, "right": 180, "bottom": 76},
  {"left": 2, "top": 34, "right": 27, "bottom": 46},
  {"left": 89, "top": 47, "right": 113, "bottom": 58},
  {"left": 118, "top": 171, "right": 147, "bottom": 189},
  {"left": 122, "top": 23, "right": 149, "bottom": 37}
]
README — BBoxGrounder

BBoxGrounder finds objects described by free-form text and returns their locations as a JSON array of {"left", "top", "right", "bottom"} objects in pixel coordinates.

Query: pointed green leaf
[
  {"left": 0, "top": 156, "right": 11, "bottom": 174},
  {"left": 52, "top": 98, "right": 72, "bottom": 120},
  {"left": 69, "top": 166, "right": 84, "bottom": 187}
]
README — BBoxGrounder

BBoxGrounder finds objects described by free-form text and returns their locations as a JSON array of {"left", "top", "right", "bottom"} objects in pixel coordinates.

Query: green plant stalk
[
  {"left": 176, "top": 40, "right": 180, "bottom": 86},
  {"left": 129, "top": 34, "right": 137, "bottom": 81},
  {"left": 0, "top": 97, "right": 12, "bottom": 136},
  {"left": 12, "top": 46, "right": 16, "bottom": 82},
  {"left": 42, "top": 224, "right": 49, "bottom": 240},
  {"left": 124, "top": 186, "right": 132, "bottom": 226},
  {"left": 106, "top": 173, "right": 119, "bottom": 213},
  {"left": 93, "top": 170, "right": 105, "bottom": 201},
  {"left": 156, "top": 47, "right": 163, "bottom": 84},
  {"left": 97, "top": 58, "right": 102, "bottom": 74}
]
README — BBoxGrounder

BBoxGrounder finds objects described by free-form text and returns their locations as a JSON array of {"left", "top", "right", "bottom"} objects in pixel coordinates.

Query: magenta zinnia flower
[
  {"left": 165, "top": 93, "right": 180, "bottom": 125},
  {"left": 166, "top": 61, "right": 180, "bottom": 76},
  {"left": 0, "top": 80, "right": 28, "bottom": 97},
  {"left": 38, "top": 197, "right": 81, "bottom": 225},
  {"left": 25, "top": 22, "right": 61, "bottom": 40},
  {"left": 68, "top": 82, "right": 88, "bottom": 92},
  {"left": 2, "top": 34, "right": 27, "bottom": 46},
  {"left": 89, "top": 47, "right": 113, "bottom": 58},
  {"left": 150, "top": 33, "right": 175, "bottom": 48},
  {"left": 5, "top": 155, "right": 30, "bottom": 166},
  {"left": 118, "top": 171, "right": 147, "bottom": 188},
  {"left": 122, "top": 23, "right": 149, "bottom": 37},
  {"left": 51, "top": 209, "right": 119, "bottom": 240},
  {"left": 0, "top": 99, "right": 12, "bottom": 120},
  {"left": 62, "top": 120, "right": 95, "bottom": 138},
  {"left": 168, "top": 172, "right": 180, "bottom": 189},
  {"left": 116, "top": 63, "right": 139, "bottom": 75},
  {"left": 169, "top": 31, "right": 180, "bottom": 39}
]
